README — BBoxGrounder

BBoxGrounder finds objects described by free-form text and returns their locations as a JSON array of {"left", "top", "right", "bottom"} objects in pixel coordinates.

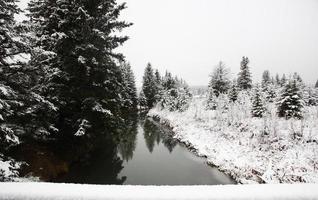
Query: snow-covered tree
[
  {"left": 280, "top": 74, "right": 287, "bottom": 86},
  {"left": 206, "top": 88, "right": 217, "bottom": 110},
  {"left": 142, "top": 63, "right": 158, "bottom": 108},
  {"left": 275, "top": 74, "right": 280, "bottom": 86},
  {"left": 277, "top": 79, "right": 304, "bottom": 119},
  {"left": 208, "top": 61, "right": 230, "bottom": 97},
  {"left": 251, "top": 86, "right": 266, "bottom": 118},
  {"left": 303, "top": 86, "right": 318, "bottom": 106},
  {"left": 160, "top": 83, "right": 192, "bottom": 112},
  {"left": 162, "top": 71, "right": 176, "bottom": 91},
  {"left": 261, "top": 70, "right": 271, "bottom": 88},
  {"left": 119, "top": 62, "right": 138, "bottom": 113},
  {"left": 138, "top": 90, "right": 148, "bottom": 110},
  {"left": 237, "top": 56, "right": 252, "bottom": 90},
  {"left": 28, "top": 0, "right": 132, "bottom": 138},
  {"left": 228, "top": 81, "right": 238, "bottom": 102}
]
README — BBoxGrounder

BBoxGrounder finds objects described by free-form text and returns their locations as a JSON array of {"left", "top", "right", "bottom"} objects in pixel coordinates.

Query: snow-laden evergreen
[
  {"left": 251, "top": 86, "right": 266, "bottom": 118},
  {"left": 208, "top": 61, "right": 230, "bottom": 97},
  {"left": 237, "top": 56, "right": 252, "bottom": 90},
  {"left": 277, "top": 79, "right": 304, "bottom": 119}
]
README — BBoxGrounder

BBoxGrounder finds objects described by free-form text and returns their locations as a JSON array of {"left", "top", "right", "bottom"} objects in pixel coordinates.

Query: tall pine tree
[
  {"left": 251, "top": 86, "right": 266, "bottom": 118},
  {"left": 28, "top": 0, "right": 132, "bottom": 138},
  {"left": 237, "top": 56, "right": 252, "bottom": 90},
  {"left": 142, "top": 63, "right": 157, "bottom": 108},
  {"left": 208, "top": 61, "right": 230, "bottom": 97}
]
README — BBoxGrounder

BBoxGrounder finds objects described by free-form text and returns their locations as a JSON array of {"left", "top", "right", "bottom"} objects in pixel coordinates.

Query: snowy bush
[{"left": 160, "top": 87, "right": 192, "bottom": 112}]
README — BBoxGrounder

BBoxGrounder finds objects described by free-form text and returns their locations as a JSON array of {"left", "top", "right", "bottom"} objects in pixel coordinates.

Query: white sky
[{"left": 17, "top": 0, "right": 318, "bottom": 87}]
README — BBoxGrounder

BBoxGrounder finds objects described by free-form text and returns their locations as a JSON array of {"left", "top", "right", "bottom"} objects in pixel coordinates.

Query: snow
[
  {"left": 148, "top": 96, "right": 318, "bottom": 184},
  {"left": 0, "top": 182, "right": 317, "bottom": 200}
]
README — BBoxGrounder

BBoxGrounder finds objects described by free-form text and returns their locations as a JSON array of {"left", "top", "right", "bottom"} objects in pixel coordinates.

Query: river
[{"left": 9, "top": 117, "right": 235, "bottom": 185}]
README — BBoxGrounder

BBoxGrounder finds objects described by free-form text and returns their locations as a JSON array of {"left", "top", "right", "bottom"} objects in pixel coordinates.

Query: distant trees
[
  {"left": 277, "top": 79, "right": 304, "bottom": 119},
  {"left": 237, "top": 56, "right": 252, "bottom": 90},
  {"left": 208, "top": 61, "right": 230, "bottom": 97},
  {"left": 315, "top": 80, "right": 318, "bottom": 88},
  {"left": 120, "top": 62, "right": 138, "bottom": 113}
]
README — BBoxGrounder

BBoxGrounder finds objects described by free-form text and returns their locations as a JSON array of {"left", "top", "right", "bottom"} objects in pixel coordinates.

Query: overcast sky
[{"left": 17, "top": 0, "right": 318, "bottom": 87}]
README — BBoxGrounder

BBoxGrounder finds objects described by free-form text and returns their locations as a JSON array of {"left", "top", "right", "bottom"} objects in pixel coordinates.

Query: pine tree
[
  {"left": 119, "top": 62, "right": 138, "bottom": 113},
  {"left": 251, "top": 86, "right": 266, "bottom": 118},
  {"left": 228, "top": 81, "right": 238, "bottom": 102},
  {"left": 275, "top": 74, "right": 280, "bottom": 86},
  {"left": 281, "top": 74, "right": 287, "bottom": 86},
  {"left": 28, "top": 0, "right": 131, "bottom": 137},
  {"left": 162, "top": 71, "right": 176, "bottom": 90},
  {"left": 208, "top": 61, "right": 230, "bottom": 97},
  {"left": 138, "top": 90, "right": 148, "bottom": 110},
  {"left": 261, "top": 70, "right": 271, "bottom": 88},
  {"left": 237, "top": 56, "right": 252, "bottom": 90},
  {"left": 142, "top": 63, "right": 157, "bottom": 108},
  {"left": 154, "top": 69, "right": 163, "bottom": 101},
  {"left": 277, "top": 79, "right": 304, "bottom": 119}
]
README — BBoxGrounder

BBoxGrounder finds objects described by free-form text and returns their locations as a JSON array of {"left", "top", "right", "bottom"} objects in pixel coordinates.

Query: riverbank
[{"left": 148, "top": 97, "right": 318, "bottom": 184}]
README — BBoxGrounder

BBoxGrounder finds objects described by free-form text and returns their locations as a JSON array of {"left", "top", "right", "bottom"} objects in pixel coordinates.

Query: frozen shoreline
[
  {"left": 1, "top": 182, "right": 318, "bottom": 200},
  {"left": 148, "top": 97, "right": 318, "bottom": 184}
]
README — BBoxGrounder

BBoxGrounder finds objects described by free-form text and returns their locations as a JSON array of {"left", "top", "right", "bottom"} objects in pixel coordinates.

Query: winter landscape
[{"left": 1, "top": 0, "right": 318, "bottom": 199}]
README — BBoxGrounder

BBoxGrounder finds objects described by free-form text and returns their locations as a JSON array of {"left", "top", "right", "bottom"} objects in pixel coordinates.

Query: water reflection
[{"left": 9, "top": 115, "right": 235, "bottom": 185}]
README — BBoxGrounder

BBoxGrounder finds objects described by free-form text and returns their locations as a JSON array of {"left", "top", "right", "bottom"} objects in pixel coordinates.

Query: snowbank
[
  {"left": 148, "top": 97, "right": 318, "bottom": 184},
  {"left": 0, "top": 182, "right": 317, "bottom": 200}
]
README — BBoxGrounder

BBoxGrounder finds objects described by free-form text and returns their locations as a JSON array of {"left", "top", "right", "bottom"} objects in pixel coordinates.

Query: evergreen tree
[
  {"left": 261, "top": 70, "right": 271, "bottom": 88},
  {"left": 154, "top": 69, "right": 163, "bottom": 101},
  {"left": 28, "top": 0, "right": 131, "bottom": 138},
  {"left": 315, "top": 80, "right": 318, "bottom": 88},
  {"left": 237, "top": 56, "right": 252, "bottom": 90},
  {"left": 138, "top": 90, "right": 148, "bottom": 110},
  {"left": 303, "top": 86, "right": 318, "bottom": 106},
  {"left": 281, "top": 74, "right": 287, "bottom": 86},
  {"left": 277, "top": 79, "right": 304, "bottom": 119},
  {"left": 162, "top": 71, "right": 176, "bottom": 90},
  {"left": 228, "top": 81, "right": 238, "bottom": 102},
  {"left": 275, "top": 74, "right": 280, "bottom": 86},
  {"left": 142, "top": 63, "right": 157, "bottom": 108},
  {"left": 208, "top": 61, "right": 230, "bottom": 97},
  {"left": 119, "top": 62, "right": 138, "bottom": 113},
  {"left": 251, "top": 86, "right": 266, "bottom": 118}
]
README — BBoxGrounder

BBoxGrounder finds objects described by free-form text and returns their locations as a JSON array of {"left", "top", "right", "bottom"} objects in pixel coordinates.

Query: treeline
[
  {"left": 206, "top": 57, "right": 318, "bottom": 119},
  {"left": 0, "top": 0, "right": 137, "bottom": 157},
  {"left": 139, "top": 63, "right": 191, "bottom": 112}
]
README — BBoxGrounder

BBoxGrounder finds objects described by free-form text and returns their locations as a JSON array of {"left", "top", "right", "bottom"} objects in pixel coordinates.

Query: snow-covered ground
[
  {"left": 148, "top": 96, "right": 318, "bottom": 184},
  {"left": 0, "top": 182, "right": 317, "bottom": 200}
]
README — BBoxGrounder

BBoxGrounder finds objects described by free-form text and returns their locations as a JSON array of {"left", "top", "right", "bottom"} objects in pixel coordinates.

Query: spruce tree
[
  {"left": 237, "top": 56, "right": 252, "bottom": 90},
  {"left": 228, "top": 81, "right": 238, "bottom": 102},
  {"left": 275, "top": 74, "right": 280, "bottom": 86},
  {"left": 119, "top": 62, "right": 138, "bottom": 113},
  {"left": 251, "top": 86, "right": 266, "bottom": 118},
  {"left": 142, "top": 63, "right": 157, "bottom": 108},
  {"left": 162, "top": 71, "right": 176, "bottom": 90},
  {"left": 281, "top": 74, "right": 287, "bottom": 86},
  {"left": 138, "top": 90, "right": 148, "bottom": 110},
  {"left": 208, "top": 61, "right": 230, "bottom": 97},
  {"left": 28, "top": 0, "right": 131, "bottom": 137},
  {"left": 261, "top": 70, "right": 271, "bottom": 88},
  {"left": 206, "top": 88, "right": 217, "bottom": 110},
  {"left": 277, "top": 79, "right": 304, "bottom": 119}
]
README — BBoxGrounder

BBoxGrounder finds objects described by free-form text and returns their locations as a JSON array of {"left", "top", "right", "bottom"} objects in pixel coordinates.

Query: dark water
[{"left": 9, "top": 117, "right": 235, "bottom": 185}]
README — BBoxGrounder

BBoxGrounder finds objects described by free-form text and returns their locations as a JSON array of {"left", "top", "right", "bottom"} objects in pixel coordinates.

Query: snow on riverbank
[
  {"left": 148, "top": 96, "right": 318, "bottom": 184},
  {"left": 0, "top": 182, "right": 318, "bottom": 200}
]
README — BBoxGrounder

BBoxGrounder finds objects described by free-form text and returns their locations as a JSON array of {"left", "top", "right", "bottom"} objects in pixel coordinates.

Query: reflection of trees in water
[
  {"left": 118, "top": 117, "right": 138, "bottom": 162},
  {"left": 143, "top": 119, "right": 177, "bottom": 153},
  {"left": 55, "top": 139, "right": 126, "bottom": 184}
]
